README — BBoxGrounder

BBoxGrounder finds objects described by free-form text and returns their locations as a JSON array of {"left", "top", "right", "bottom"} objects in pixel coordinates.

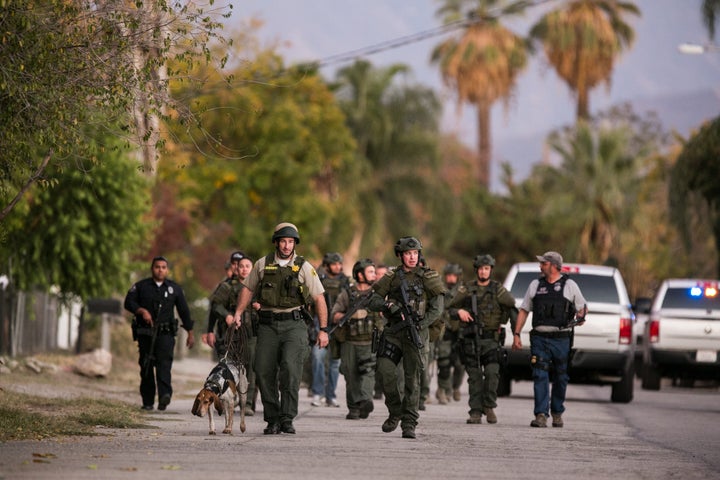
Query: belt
[
  {"left": 530, "top": 329, "right": 571, "bottom": 338},
  {"left": 259, "top": 309, "right": 303, "bottom": 322}
]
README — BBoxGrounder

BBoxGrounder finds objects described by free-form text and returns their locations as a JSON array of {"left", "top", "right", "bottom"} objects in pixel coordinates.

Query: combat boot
[
  {"left": 381, "top": 415, "right": 400, "bottom": 433},
  {"left": 530, "top": 413, "right": 547, "bottom": 428},
  {"left": 466, "top": 411, "right": 482, "bottom": 424},
  {"left": 551, "top": 413, "right": 563, "bottom": 428},
  {"left": 346, "top": 409, "right": 360, "bottom": 420},
  {"left": 436, "top": 389, "right": 448, "bottom": 405},
  {"left": 483, "top": 407, "right": 497, "bottom": 424},
  {"left": 453, "top": 388, "right": 461, "bottom": 401},
  {"left": 358, "top": 399, "right": 374, "bottom": 419},
  {"left": 401, "top": 424, "right": 416, "bottom": 439}
]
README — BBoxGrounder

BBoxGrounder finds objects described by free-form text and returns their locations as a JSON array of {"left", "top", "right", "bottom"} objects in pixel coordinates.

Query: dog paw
[
  {"left": 222, "top": 429, "right": 233, "bottom": 435},
  {"left": 240, "top": 423, "right": 246, "bottom": 433},
  {"left": 209, "top": 431, "right": 216, "bottom": 435}
]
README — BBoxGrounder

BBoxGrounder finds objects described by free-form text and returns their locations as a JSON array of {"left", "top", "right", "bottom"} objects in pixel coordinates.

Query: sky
[{"left": 228, "top": 0, "right": 720, "bottom": 189}]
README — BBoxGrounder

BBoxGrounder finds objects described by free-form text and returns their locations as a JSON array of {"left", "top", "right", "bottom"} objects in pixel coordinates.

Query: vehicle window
[
  {"left": 661, "top": 287, "right": 720, "bottom": 310},
  {"left": 509, "top": 271, "right": 620, "bottom": 304}
]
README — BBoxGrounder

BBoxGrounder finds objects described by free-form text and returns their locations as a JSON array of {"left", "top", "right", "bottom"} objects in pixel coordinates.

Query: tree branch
[{"left": 0, "top": 150, "right": 53, "bottom": 222}]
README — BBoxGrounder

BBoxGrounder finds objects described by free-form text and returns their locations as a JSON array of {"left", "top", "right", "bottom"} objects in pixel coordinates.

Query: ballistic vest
[
  {"left": 531, "top": 275, "right": 573, "bottom": 328},
  {"left": 346, "top": 286, "right": 382, "bottom": 342},
  {"left": 259, "top": 254, "right": 310, "bottom": 308}
]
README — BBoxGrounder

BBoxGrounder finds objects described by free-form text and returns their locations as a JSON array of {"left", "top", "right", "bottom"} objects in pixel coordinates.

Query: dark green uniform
[
  {"left": 368, "top": 265, "right": 445, "bottom": 432},
  {"left": 436, "top": 281, "right": 465, "bottom": 399},
  {"left": 448, "top": 279, "right": 515, "bottom": 417}
]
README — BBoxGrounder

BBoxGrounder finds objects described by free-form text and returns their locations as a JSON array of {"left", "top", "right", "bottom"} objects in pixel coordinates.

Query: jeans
[
  {"left": 530, "top": 334, "right": 570, "bottom": 416},
  {"left": 311, "top": 344, "right": 340, "bottom": 400}
]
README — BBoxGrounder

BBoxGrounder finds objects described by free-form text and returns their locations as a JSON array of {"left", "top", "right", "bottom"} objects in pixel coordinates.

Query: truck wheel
[
  {"left": 496, "top": 371, "right": 511, "bottom": 397},
  {"left": 641, "top": 364, "right": 661, "bottom": 390},
  {"left": 611, "top": 362, "right": 635, "bottom": 403}
]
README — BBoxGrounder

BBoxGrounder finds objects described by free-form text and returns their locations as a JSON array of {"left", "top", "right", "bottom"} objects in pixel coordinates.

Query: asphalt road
[{"left": 1, "top": 356, "right": 718, "bottom": 479}]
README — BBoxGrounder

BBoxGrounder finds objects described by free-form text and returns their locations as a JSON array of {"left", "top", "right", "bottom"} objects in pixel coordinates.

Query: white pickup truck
[
  {"left": 500, "top": 263, "right": 636, "bottom": 403},
  {"left": 641, "top": 278, "right": 720, "bottom": 390}
]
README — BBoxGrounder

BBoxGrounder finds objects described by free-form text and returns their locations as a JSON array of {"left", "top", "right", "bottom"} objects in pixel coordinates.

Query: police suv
[
  {"left": 500, "top": 263, "right": 636, "bottom": 403},
  {"left": 641, "top": 279, "right": 720, "bottom": 390}
]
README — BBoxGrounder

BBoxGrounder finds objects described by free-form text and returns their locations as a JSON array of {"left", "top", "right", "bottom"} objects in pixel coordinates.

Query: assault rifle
[
  {"left": 328, "top": 291, "right": 373, "bottom": 336},
  {"left": 141, "top": 303, "right": 162, "bottom": 378},
  {"left": 393, "top": 270, "right": 424, "bottom": 350},
  {"left": 467, "top": 291, "right": 484, "bottom": 368}
]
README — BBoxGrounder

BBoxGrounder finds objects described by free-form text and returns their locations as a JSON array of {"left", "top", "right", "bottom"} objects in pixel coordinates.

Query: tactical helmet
[
  {"left": 473, "top": 254, "right": 495, "bottom": 269},
  {"left": 394, "top": 236, "right": 423, "bottom": 257},
  {"left": 322, "top": 252, "right": 343, "bottom": 265},
  {"left": 352, "top": 258, "right": 375, "bottom": 282},
  {"left": 271, "top": 222, "right": 300, "bottom": 244},
  {"left": 443, "top": 263, "right": 463, "bottom": 275}
]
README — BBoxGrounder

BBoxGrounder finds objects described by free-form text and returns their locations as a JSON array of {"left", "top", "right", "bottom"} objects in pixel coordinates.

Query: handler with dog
[{"left": 232, "top": 222, "right": 329, "bottom": 435}]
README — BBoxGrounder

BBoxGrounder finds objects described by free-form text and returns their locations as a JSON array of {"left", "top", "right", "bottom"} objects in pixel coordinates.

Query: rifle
[
  {"left": 141, "top": 303, "right": 162, "bottom": 378},
  {"left": 327, "top": 291, "right": 373, "bottom": 336},
  {"left": 469, "top": 291, "right": 483, "bottom": 369},
  {"left": 393, "top": 270, "right": 424, "bottom": 350}
]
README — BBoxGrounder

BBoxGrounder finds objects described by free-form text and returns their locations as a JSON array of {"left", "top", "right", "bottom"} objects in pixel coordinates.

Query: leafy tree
[
  {"left": 0, "top": 0, "right": 231, "bottom": 221},
  {"left": 2, "top": 133, "right": 152, "bottom": 301},
  {"left": 670, "top": 117, "right": 720, "bottom": 276},
  {"left": 431, "top": 0, "right": 529, "bottom": 188},
  {"left": 529, "top": 0, "right": 640, "bottom": 120}
]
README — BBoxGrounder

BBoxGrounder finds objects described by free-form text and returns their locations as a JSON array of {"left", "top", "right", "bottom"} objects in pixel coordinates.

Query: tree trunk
[{"left": 476, "top": 101, "right": 492, "bottom": 189}]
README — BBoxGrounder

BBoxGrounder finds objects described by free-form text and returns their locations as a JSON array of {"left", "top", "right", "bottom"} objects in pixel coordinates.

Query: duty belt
[
  {"left": 259, "top": 309, "right": 303, "bottom": 322},
  {"left": 530, "top": 329, "right": 572, "bottom": 338}
]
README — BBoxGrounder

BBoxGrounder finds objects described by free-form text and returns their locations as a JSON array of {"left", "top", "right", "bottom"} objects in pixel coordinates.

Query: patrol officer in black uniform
[
  {"left": 366, "top": 236, "right": 446, "bottom": 439},
  {"left": 447, "top": 254, "right": 516, "bottom": 424},
  {"left": 124, "top": 256, "right": 195, "bottom": 411}
]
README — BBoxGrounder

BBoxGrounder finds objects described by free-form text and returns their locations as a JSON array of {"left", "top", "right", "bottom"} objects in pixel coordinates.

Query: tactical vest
[
  {"left": 259, "top": 254, "right": 310, "bottom": 308},
  {"left": 531, "top": 275, "right": 573, "bottom": 328},
  {"left": 321, "top": 272, "right": 350, "bottom": 310},
  {"left": 462, "top": 280, "right": 505, "bottom": 330},
  {"left": 346, "top": 286, "right": 382, "bottom": 341},
  {"left": 387, "top": 269, "right": 428, "bottom": 318}
]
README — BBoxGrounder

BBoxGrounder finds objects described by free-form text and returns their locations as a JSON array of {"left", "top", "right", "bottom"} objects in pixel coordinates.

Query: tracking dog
[{"left": 191, "top": 360, "right": 248, "bottom": 435}]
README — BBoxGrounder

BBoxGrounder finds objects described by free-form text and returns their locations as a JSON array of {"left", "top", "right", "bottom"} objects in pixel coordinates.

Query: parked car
[
  {"left": 641, "top": 279, "right": 720, "bottom": 390},
  {"left": 500, "top": 263, "right": 636, "bottom": 403}
]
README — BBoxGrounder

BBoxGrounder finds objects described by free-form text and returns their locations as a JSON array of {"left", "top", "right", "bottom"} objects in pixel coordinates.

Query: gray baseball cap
[{"left": 536, "top": 251, "right": 563, "bottom": 268}]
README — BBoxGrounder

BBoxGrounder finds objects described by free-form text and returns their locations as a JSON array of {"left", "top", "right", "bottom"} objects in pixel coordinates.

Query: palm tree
[
  {"left": 529, "top": 0, "right": 640, "bottom": 121},
  {"left": 431, "top": 0, "right": 528, "bottom": 188},
  {"left": 702, "top": 0, "right": 720, "bottom": 40}
]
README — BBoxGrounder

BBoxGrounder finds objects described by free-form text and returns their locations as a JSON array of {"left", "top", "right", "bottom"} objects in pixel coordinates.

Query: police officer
[
  {"left": 311, "top": 252, "right": 350, "bottom": 407},
  {"left": 448, "top": 254, "right": 516, "bottom": 424},
  {"left": 124, "top": 256, "right": 195, "bottom": 411},
  {"left": 366, "top": 236, "right": 446, "bottom": 439},
  {"left": 331, "top": 258, "right": 380, "bottom": 420},
  {"left": 207, "top": 251, "right": 259, "bottom": 416},
  {"left": 435, "top": 263, "right": 465, "bottom": 405},
  {"left": 232, "top": 222, "right": 329, "bottom": 435},
  {"left": 512, "top": 251, "right": 587, "bottom": 428}
]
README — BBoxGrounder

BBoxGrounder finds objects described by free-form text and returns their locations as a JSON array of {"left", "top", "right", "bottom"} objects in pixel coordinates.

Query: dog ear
[
  {"left": 214, "top": 394, "right": 224, "bottom": 415},
  {"left": 191, "top": 394, "right": 201, "bottom": 416}
]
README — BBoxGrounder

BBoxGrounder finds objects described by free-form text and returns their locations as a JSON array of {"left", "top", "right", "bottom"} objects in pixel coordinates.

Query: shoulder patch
[{"left": 423, "top": 269, "right": 440, "bottom": 279}]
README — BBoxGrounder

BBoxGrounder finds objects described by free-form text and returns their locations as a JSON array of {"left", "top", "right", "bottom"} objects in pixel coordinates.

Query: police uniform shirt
[
  {"left": 124, "top": 277, "right": 194, "bottom": 331},
  {"left": 519, "top": 277, "right": 587, "bottom": 332},
  {"left": 243, "top": 252, "right": 325, "bottom": 313}
]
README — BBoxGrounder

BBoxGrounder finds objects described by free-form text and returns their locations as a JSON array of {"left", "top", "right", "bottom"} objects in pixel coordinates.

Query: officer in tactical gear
[
  {"left": 205, "top": 251, "right": 259, "bottom": 416},
  {"left": 435, "top": 263, "right": 466, "bottom": 405},
  {"left": 366, "top": 236, "right": 446, "bottom": 439},
  {"left": 331, "top": 258, "right": 381, "bottom": 420},
  {"left": 447, "top": 254, "right": 516, "bottom": 424},
  {"left": 311, "top": 252, "right": 349, "bottom": 407},
  {"left": 232, "top": 222, "right": 329, "bottom": 435},
  {"left": 124, "top": 256, "right": 195, "bottom": 411},
  {"left": 512, "top": 251, "right": 587, "bottom": 428}
]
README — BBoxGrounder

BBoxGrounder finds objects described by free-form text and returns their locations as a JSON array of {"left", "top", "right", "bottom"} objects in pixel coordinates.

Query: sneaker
[
  {"left": 158, "top": 394, "right": 171, "bottom": 411},
  {"left": 141, "top": 404, "right": 153, "bottom": 411},
  {"left": 530, "top": 413, "right": 547, "bottom": 428},
  {"left": 401, "top": 425, "right": 416, "bottom": 439},
  {"left": 466, "top": 412, "right": 482, "bottom": 424},
  {"left": 326, "top": 398, "right": 340, "bottom": 408},
  {"left": 346, "top": 409, "right": 360, "bottom": 420},
  {"left": 453, "top": 389, "right": 461, "bottom": 401},
  {"left": 483, "top": 407, "right": 497, "bottom": 424},
  {"left": 551, "top": 413, "right": 563, "bottom": 428},
  {"left": 358, "top": 399, "right": 374, "bottom": 419},
  {"left": 436, "top": 390, "right": 448, "bottom": 405},
  {"left": 381, "top": 416, "right": 400, "bottom": 433},
  {"left": 311, "top": 395, "right": 322, "bottom": 407}
]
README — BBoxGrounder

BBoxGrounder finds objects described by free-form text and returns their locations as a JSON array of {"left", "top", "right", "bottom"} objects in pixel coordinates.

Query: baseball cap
[
  {"left": 230, "top": 251, "right": 246, "bottom": 263},
  {"left": 536, "top": 251, "right": 563, "bottom": 268}
]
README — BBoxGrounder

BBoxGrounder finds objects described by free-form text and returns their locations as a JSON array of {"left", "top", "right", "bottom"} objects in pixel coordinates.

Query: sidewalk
[{"left": 1, "top": 355, "right": 715, "bottom": 480}]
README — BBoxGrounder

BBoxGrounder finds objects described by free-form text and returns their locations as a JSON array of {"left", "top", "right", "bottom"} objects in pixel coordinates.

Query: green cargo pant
[
  {"left": 254, "top": 319, "right": 309, "bottom": 424},
  {"left": 339, "top": 341, "right": 375, "bottom": 409},
  {"left": 466, "top": 337, "right": 501, "bottom": 413}
]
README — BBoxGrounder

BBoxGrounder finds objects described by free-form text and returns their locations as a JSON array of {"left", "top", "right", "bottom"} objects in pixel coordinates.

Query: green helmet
[
  {"left": 322, "top": 252, "right": 343, "bottom": 265},
  {"left": 352, "top": 258, "right": 375, "bottom": 282},
  {"left": 394, "top": 236, "right": 423, "bottom": 257},
  {"left": 473, "top": 254, "right": 495, "bottom": 269},
  {"left": 272, "top": 222, "right": 300, "bottom": 244},
  {"left": 443, "top": 263, "right": 463, "bottom": 275}
]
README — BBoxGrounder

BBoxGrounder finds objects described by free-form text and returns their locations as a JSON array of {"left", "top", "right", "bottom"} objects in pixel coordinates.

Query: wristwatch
[{"left": 319, "top": 326, "right": 330, "bottom": 333}]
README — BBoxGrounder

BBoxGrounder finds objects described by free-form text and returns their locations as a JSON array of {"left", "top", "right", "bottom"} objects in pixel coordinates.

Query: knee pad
[
  {"left": 378, "top": 340, "right": 403, "bottom": 365},
  {"left": 357, "top": 356, "right": 376, "bottom": 375}
]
